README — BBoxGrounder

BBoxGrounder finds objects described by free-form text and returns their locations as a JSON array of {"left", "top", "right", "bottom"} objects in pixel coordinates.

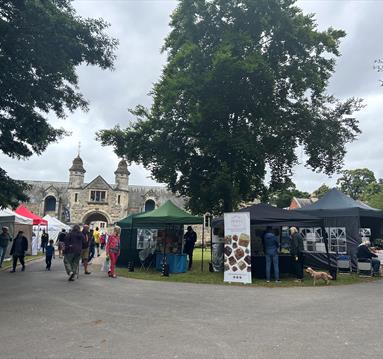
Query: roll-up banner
[{"left": 224, "top": 212, "right": 252, "bottom": 284}]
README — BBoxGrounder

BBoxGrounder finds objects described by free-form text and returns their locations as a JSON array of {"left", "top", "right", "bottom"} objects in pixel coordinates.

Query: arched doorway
[
  {"left": 44, "top": 196, "right": 56, "bottom": 214},
  {"left": 144, "top": 199, "right": 155, "bottom": 212},
  {"left": 83, "top": 212, "right": 109, "bottom": 230}
]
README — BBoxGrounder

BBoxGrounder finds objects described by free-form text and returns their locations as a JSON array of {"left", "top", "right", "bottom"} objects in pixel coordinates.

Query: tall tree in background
[
  {"left": 268, "top": 179, "right": 310, "bottom": 208},
  {"left": 336, "top": 168, "right": 376, "bottom": 200},
  {"left": 312, "top": 184, "right": 331, "bottom": 198},
  {"left": 99, "top": 0, "right": 362, "bottom": 214},
  {"left": 0, "top": 0, "right": 117, "bottom": 208}
]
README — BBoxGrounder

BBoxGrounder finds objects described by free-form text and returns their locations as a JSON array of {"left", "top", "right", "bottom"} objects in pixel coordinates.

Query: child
[
  {"left": 106, "top": 227, "right": 121, "bottom": 278},
  {"left": 46, "top": 239, "right": 55, "bottom": 271}
]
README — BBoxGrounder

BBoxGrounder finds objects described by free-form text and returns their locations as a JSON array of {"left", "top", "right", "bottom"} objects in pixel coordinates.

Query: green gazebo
[{"left": 117, "top": 200, "right": 202, "bottom": 272}]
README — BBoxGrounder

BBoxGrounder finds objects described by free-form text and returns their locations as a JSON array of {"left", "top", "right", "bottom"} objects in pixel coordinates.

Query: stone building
[{"left": 24, "top": 154, "right": 184, "bottom": 228}]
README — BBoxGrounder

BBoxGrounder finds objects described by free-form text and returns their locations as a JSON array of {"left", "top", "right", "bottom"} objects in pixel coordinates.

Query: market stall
[
  {"left": 0, "top": 208, "right": 33, "bottom": 256},
  {"left": 296, "top": 188, "right": 383, "bottom": 268},
  {"left": 117, "top": 200, "right": 202, "bottom": 273},
  {"left": 43, "top": 214, "right": 70, "bottom": 241},
  {"left": 212, "top": 203, "right": 324, "bottom": 278}
]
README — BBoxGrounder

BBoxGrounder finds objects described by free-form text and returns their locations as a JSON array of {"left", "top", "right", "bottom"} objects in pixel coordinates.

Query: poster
[{"left": 224, "top": 212, "right": 252, "bottom": 284}]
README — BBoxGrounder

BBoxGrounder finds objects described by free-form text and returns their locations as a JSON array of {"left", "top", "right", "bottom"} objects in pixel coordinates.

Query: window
[
  {"left": 90, "top": 190, "right": 106, "bottom": 202},
  {"left": 100, "top": 222, "right": 105, "bottom": 228},
  {"left": 44, "top": 196, "right": 56, "bottom": 212},
  {"left": 299, "top": 227, "right": 347, "bottom": 254},
  {"left": 144, "top": 199, "right": 155, "bottom": 212},
  {"left": 117, "top": 195, "right": 121, "bottom": 204},
  {"left": 74, "top": 193, "right": 78, "bottom": 202}
]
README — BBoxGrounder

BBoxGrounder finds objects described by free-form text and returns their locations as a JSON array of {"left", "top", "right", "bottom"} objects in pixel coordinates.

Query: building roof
[{"left": 69, "top": 155, "right": 86, "bottom": 173}]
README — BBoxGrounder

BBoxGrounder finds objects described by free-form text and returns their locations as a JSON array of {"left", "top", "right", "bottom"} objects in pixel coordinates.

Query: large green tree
[
  {"left": 336, "top": 168, "right": 376, "bottom": 200},
  {"left": 99, "top": 0, "right": 362, "bottom": 214},
  {"left": 0, "top": 0, "right": 117, "bottom": 208},
  {"left": 312, "top": 184, "right": 331, "bottom": 199},
  {"left": 268, "top": 180, "right": 310, "bottom": 208}
]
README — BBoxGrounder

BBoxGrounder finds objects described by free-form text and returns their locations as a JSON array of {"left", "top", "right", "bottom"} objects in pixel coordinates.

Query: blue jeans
[
  {"left": 265, "top": 254, "right": 279, "bottom": 281},
  {"left": 0, "top": 246, "right": 7, "bottom": 266}
]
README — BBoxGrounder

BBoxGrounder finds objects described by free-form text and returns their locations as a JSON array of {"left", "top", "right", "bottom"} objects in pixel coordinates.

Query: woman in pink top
[{"left": 106, "top": 226, "right": 121, "bottom": 278}]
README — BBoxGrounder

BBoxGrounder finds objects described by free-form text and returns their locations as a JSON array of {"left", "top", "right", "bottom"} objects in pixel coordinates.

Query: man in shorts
[{"left": 81, "top": 225, "right": 91, "bottom": 275}]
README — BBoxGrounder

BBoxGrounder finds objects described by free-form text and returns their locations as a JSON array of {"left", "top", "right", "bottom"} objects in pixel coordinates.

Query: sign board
[{"left": 224, "top": 212, "right": 252, "bottom": 284}]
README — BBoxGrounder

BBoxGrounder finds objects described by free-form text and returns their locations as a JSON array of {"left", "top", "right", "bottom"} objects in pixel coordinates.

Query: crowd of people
[{"left": 0, "top": 224, "right": 121, "bottom": 281}]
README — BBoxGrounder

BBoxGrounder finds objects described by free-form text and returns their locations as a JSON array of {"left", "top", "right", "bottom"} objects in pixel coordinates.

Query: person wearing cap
[
  {"left": 0, "top": 226, "right": 11, "bottom": 267},
  {"left": 183, "top": 226, "right": 197, "bottom": 270}
]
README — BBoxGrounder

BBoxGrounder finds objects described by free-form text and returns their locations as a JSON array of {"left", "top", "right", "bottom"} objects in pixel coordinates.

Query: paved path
[{"left": 0, "top": 258, "right": 382, "bottom": 359}]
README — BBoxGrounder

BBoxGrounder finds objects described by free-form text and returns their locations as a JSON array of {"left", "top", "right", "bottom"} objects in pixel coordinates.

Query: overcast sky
[{"left": 1, "top": 0, "right": 383, "bottom": 193}]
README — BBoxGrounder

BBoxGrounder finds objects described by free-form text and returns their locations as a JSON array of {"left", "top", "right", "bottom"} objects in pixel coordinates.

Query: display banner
[{"left": 224, "top": 212, "right": 252, "bottom": 284}]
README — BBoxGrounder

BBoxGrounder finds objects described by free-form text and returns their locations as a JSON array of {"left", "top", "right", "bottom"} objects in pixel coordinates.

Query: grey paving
[{"left": 0, "top": 258, "right": 382, "bottom": 359}]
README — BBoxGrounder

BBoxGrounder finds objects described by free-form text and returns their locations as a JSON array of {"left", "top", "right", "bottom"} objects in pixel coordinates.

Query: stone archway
[{"left": 82, "top": 211, "right": 110, "bottom": 230}]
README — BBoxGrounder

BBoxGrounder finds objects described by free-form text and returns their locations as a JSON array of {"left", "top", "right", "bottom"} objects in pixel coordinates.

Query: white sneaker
[{"left": 266, "top": 280, "right": 270, "bottom": 283}]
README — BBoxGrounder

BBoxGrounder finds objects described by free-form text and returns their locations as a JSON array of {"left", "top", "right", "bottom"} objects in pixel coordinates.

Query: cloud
[{"left": 2, "top": 0, "right": 382, "bottom": 195}]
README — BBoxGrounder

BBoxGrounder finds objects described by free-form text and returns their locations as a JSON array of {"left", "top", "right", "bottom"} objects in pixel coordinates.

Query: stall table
[{"left": 155, "top": 253, "right": 187, "bottom": 273}]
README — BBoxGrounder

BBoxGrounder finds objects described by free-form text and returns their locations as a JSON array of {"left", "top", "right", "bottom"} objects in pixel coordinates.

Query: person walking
[
  {"left": 0, "top": 226, "right": 11, "bottom": 268},
  {"left": 263, "top": 226, "right": 280, "bottom": 283},
  {"left": 88, "top": 229, "right": 95, "bottom": 263},
  {"left": 93, "top": 227, "right": 101, "bottom": 257},
  {"left": 183, "top": 226, "right": 197, "bottom": 270},
  {"left": 40, "top": 230, "right": 49, "bottom": 254},
  {"left": 81, "top": 225, "right": 91, "bottom": 275},
  {"left": 45, "top": 239, "right": 55, "bottom": 270},
  {"left": 106, "top": 227, "right": 121, "bottom": 278},
  {"left": 290, "top": 227, "right": 305, "bottom": 282},
  {"left": 56, "top": 229, "right": 66, "bottom": 258},
  {"left": 10, "top": 231, "right": 28, "bottom": 272},
  {"left": 63, "top": 224, "right": 83, "bottom": 281}
]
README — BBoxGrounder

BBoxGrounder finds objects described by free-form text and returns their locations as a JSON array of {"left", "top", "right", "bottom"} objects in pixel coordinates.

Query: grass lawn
[
  {"left": 117, "top": 248, "right": 381, "bottom": 287},
  {"left": 1, "top": 252, "right": 44, "bottom": 270}
]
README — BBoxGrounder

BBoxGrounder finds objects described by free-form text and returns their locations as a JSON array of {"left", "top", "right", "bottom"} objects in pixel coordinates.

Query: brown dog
[{"left": 305, "top": 267, "right": 333, "bottom": 286}]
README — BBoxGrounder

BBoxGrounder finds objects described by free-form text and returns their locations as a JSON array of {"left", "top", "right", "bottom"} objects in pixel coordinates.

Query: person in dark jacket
[
  {"left": 40, "top": 230, "right": 49, "bottom": 254},
  {"left": 63, "top": 224, "right": 84, "bottom": 281},
  {"left": 56, "top": 229, "right": 66, "bottom": 258},
  {"left": 183, "top": 226, "right": 197, "bottom": 270},
  {"left": 0, "top": 226, "right": 11, "bottom": 267},
  {"left": 357, "top": 240, "right": 381, "bottom": 275},
  {"left": 45, "top": 239, "right": 55, "bottom": 270},
  {"left": 81, "top": 225, "right": 91, "bottom": 275},
  {"left": 88, "top": 229, "right": 95, "bottom": 263},
  {"left": 290, "top": 227, "right": 305, "bottom": 281},
  {"left": 10, "top": 231, "right": 28, "bottom": 272},
  {"left": 263, "top": 226, "right": 280, "bottom": 283}
]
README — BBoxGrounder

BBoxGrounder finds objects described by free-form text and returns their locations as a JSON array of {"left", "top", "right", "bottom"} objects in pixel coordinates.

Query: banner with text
[{"left": 224, "top": 212, "right": 252, "bottom": 284}]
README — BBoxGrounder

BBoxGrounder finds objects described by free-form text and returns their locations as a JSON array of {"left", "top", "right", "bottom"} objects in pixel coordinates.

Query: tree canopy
[
  {"left": 0, "top": 0, "right": 117, "bottom": 208},
  {"left": 312, "top": 184, "right": 331, "bottom": 199},
  {"left": 336, "top": 168, "right": 376, "bottom": 200},
  {"left": 99, "top": 0, "right": 362, "bottom": 214}
]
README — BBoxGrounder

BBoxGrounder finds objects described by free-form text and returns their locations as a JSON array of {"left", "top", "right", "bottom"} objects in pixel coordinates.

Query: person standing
[
  {"left": 10, "top": 231, "right": 28, "bottom": 272},
  {"left": 93, "top": 227, "right": 101, "bottom": 257},
  {"left": 63, "top": 224, "right": 83, "bottom": 281},
  {"left": 56, "top": 229, "right": 66, "bottom": 258},
  {"left": 263, "top": 226, "right": 280, "bottom": 283},
  {"left": 41, "top": 230, "right": 49, "bottom": 254},
  {"left": 183, "top": 226, "right": 197, "bottom": 270},
  {"left": 290, "top": 227, "right": 305, "bottom": 282},
  {"left": 81, "top": 225, "right": 91, "bottom": 275},
  {"left": 106, "top": 226, "right": 121, "bottom": 278},
  {"left": 45, "top": 239, "right": 55, "bottom": 270},
  {"left": 0, "top": 226, "right": 11, "bottom": 267}
]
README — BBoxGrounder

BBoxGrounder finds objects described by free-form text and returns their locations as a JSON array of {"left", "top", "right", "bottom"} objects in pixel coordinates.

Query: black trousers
[
  {"left": 12, "top": 255, "right": 25, "bottom": 271},
  {"left": 46, "top": 255, "right": 52, "bottom": 269},
  {"left": 292, "top": 253, "right": 304, "bottom": 279}
]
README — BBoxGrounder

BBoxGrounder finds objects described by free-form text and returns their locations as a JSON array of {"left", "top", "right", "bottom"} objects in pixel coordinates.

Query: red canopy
[{"left": 15, "top": 205, "right": 48, "bottom": 226}]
